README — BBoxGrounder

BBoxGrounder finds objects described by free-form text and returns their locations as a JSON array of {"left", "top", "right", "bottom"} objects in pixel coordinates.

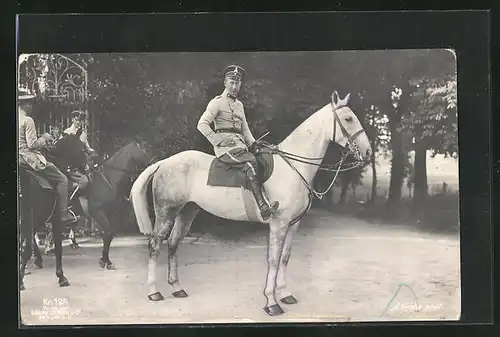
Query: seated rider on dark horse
[
  {"left": 197, "top": 65, "right": 279, "bottom": 220},
  {"left": 18, "top": 89, "right": 76, "bottom": 226},
  {"left": 61, "top": 110, "right": 96, "bottom": 196}
]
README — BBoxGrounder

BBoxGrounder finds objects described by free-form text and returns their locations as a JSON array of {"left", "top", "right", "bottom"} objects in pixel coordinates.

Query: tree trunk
[
  {"left": 387, "top": 112, "right": 405, "bottom": 208},
  {"left": 323, "top": 188, "right": 333, "bottom": 208},
  {"left": 339, "top": 177, "right": 349, "bottom": 204},
  {"left": 413, "top": 141, "right": 428, "bottom": 209},
  {"left": 370, "top": 140, "right": 378, "bottom": 204}
]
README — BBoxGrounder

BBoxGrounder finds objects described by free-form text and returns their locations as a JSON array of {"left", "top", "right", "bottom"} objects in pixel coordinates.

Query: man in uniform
[
  {"left": 18, "top": 88, "right": 76, "bottom": 226},
  {"left": 197, "top": 65, "right": 279, "bottom": 220},
  {"left": 63, "top": 110, "right": 95, "bottom": 191}
]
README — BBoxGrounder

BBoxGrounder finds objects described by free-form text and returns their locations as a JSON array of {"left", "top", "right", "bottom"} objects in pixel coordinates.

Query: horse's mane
[{"left": 104, "top": 142, "right": 134, "bottom": 162}]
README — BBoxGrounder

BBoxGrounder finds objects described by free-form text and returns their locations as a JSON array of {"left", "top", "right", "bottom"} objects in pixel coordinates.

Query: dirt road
[{"left": 19, "top": 209, "right": 461, "bottom": 325}]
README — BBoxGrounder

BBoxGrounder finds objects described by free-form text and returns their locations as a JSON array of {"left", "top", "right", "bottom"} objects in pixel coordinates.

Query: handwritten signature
[{"left": 381, "top": 283, "right": 443, "bottom": 317}]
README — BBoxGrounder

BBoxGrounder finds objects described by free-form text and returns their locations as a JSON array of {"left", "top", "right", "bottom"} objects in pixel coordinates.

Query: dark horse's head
[{"left": 46, "top": 134, "right": 88, "bottom": 171}]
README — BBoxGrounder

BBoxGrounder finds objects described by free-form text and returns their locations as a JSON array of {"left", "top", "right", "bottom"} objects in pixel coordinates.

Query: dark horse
[{"left": 19, "top": 134, "right": 150, "bottom": 290}]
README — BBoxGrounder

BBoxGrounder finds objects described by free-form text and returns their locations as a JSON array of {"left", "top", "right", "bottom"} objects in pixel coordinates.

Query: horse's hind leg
[
  {"left": 19, "top": 235, "right": 32, "bottom": 290},
  {"left": 52, "top": 215, "right": 70, "bottom": 287},
  {"left": 167, "top": 202, "right": 200, "bottom": 298},
  {"left": 276, "top": 221, "right": 301, "bottom": 305},
  {"left": 32, "top": 235, "right": 43, "bottom": 268},
  {"left": 147, "top": 205, "right": 182, "bottom": 301}
]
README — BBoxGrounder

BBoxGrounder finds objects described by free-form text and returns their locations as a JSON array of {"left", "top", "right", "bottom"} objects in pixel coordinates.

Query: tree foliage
[
  {"left": 18, "top": 51, "right": 458, "bottom": 213},
  {"left": 404, "top": 75, "right": 458, "bottom": 158}
]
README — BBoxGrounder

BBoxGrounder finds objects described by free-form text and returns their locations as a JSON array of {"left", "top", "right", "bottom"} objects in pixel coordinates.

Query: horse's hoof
[
  {"left": 172, "top": 290, "right": 188, "bottom": 298},
  {"left": 59, "top": 278, "right": 70, "bottom": 287},
  {"left": 24, "top": 270, "right": 32, "bottom": 276},
  {"left": 148, "top": 292, "right": 164, "bottom": 301},
  {"left": 263, "top": 304, "right": 284, "bottom": 316},
  {"left": 20, "top": 283, "right": 25, "bottom": 291},
  {"left": 280, "top": 295, "right": 298, "bottom": 305},
  {"left": 99, "top": 258, "right": 106, "bottom": 268},
  {"left": 106, "top": 262, "right": 116, "bottom": 270},
  {"left": 34, "top": 262, "right": 43, "bottom": 269}
]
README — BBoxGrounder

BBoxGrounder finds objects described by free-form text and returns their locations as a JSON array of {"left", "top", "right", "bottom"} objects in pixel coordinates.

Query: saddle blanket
[
  {"left": 19, "top": 169, "right": 81, "bottom": 195},
  {"left": 20, "top": 169, "right": 53, "bottom": 191},
  {"left": 206, "top": 147, "right": 275, "bottom": 191}
]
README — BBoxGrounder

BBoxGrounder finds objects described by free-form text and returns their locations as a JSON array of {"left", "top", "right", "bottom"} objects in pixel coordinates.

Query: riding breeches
[
  {"left": 217, "top": 148, "right": 258, "bottom": 178},
  {"left": 23, "top": 162, "right": 70, "bottom": 216}
]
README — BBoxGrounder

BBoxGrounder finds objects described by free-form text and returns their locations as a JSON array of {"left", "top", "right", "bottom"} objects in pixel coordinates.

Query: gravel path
[{"left": 20, "top": 209, "right": 461, "bottom": 325}]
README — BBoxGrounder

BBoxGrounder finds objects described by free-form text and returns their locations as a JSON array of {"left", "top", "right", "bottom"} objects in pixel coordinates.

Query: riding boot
[
  {"left": 247, "top": 176, "right": 279, "bottom": 221},
  {"left": 56, "top": 179, "right": 76, "bottom": 226}
]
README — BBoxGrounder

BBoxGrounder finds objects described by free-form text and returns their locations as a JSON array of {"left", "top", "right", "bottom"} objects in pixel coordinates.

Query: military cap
[
  {"left": 71, "top": 110, "right": 86, "bottom": 120},
  {"left": 18, "top": 87, "right": 35, "bottom": 101},
  {"left": 223, "top": 65, "right": 246, "bottom": 81}
]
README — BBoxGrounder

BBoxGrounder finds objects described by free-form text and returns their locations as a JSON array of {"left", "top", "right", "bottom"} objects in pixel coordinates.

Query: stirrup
[{"left": 259, "top": 201, "right": 279, "bottom": 220}]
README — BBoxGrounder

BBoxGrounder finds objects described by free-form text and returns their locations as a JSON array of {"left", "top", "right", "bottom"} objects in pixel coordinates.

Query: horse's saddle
[{"left": 207, "top": 146, "right": 275, "bottom": 190}]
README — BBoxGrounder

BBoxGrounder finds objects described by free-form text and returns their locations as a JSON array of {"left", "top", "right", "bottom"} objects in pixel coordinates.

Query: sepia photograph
[{"left": 18, "top": 50, "right": 460, "bottom": 325}]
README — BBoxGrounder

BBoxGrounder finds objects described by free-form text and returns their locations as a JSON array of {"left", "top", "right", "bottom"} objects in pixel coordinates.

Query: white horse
[{"left": 130, "top": 91, "right": 372, "bottom": 316}]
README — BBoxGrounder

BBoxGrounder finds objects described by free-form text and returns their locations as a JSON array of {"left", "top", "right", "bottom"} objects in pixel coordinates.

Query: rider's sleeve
[
  {"left": 240, "top": 104, "right": 256, "bottom": 146},
  {"left": 24, "top": 117, "right": 47, "bottom": 150},
  {"left": 197, "top": 99, "right": 223, "bottom": 146},
  {"left": 81, "top": 132, "right": 95, "bottom": 153}
]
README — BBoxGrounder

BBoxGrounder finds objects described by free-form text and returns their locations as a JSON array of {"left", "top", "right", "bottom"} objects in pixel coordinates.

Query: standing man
[
  {"left": 18, "top": 89, "right": 76, "bottom": 225},
  {"left": 63, "top": 110, "right": 95, "bottom": 191},
  {"left": 197, "top": 65, "right": 279, "bottom": 221}
]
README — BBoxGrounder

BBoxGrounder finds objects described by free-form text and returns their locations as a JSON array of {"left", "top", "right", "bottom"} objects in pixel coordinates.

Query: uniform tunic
[
  {"left": 19, "top": 114, "right": 49, "bottom": 171},
  {"left": 197, "top": 91, "right": 258, "bottom": 173}
]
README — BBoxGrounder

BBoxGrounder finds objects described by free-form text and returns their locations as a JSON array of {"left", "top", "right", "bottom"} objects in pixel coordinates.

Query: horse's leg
[
  {"left": 45, "top": 226, "right": 55, "bottom": 255},
  {"left": 276, "top": 221, "right": 301, "bottom": 305},
  {"left": 88, "top": 205, "right": 115, "bottom": 269},
  {"left": 263, "top": 218, "right": 289, "bottom": 316},
  {"left": 167, "top": 202, "right": 200, "bottom": 298},
  {"left": 19, "top": 234, "right": 33, "bottom": 290},
  {"left": 147, "top": 205, "right": 182, "bottom": 301},
  {"left": 75, "top": 196, "right": 90, "bottom": 248},
  {"left": 19, "top": 187, "right": 34, "bottom": 290},
  {"left": 32, "top": 235, "right": 43, "bottom": 268},
  {"left": 52, "top": 214, "right": 70, "bottom": 287}
]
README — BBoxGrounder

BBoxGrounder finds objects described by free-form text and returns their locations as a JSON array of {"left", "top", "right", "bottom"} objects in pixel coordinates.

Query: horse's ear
[
  {"left": 332, "top": 91, "right": 340, "bottom": 106},
  {"left": 342, "top": 93, "right": 351, "bottom": 105}
]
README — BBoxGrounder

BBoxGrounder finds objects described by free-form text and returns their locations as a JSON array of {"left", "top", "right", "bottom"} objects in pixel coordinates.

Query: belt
[{"left": 215, "top": 128, "right": 241, "bottom": 134}]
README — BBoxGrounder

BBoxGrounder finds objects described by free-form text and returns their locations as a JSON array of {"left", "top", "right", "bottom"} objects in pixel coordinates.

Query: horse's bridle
[
  {"left": 331, "top": 102, "right": 367, "bottom": 162},
  {"left": 259, "top": 100, "right": 367, "bottom": 206}
]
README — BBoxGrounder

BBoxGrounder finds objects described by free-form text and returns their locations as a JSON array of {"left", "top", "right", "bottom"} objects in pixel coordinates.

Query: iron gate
[{"left": 18, "top": 53, "right": 95, "bottom": 149}]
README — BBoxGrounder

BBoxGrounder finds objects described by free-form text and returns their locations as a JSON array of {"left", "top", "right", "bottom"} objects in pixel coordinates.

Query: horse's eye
[{"left": 345, "top": 117, "right": 353, "bottom": 122}]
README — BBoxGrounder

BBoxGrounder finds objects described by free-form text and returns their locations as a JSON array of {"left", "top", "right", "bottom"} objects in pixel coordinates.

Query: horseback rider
[
  {"left": 62, "top": 110, "right": 95, "bottom": 192},
  {"left": 18, "top": 88, "right": 76, "bottom": 226},
  {"left": 197, "top": 65, "right": 279, "bottom": 220}
]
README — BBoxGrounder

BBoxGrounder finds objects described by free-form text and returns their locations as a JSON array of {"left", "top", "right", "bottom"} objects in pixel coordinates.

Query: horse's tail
[{"left": 129, "top": 161, "right": 162, "bottom": 236}]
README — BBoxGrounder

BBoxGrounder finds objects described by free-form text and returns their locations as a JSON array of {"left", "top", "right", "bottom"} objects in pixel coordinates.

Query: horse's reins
[
  {"left": 260, "top": 101, "right": 366, "bottom": 201},
  {"left": 92, "top": 154, "right": 154, "bottom": 192}
]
